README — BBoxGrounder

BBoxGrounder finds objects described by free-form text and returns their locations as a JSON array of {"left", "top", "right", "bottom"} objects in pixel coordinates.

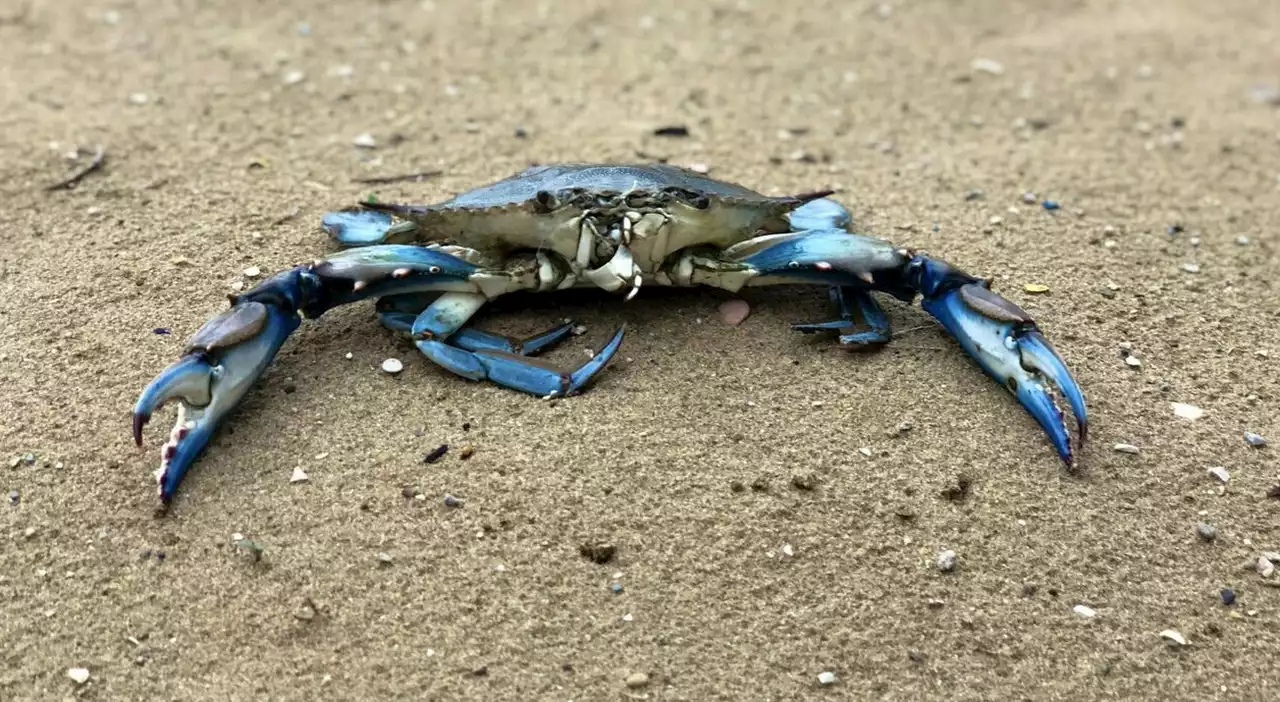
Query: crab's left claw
[
  {"left": 910, "top": 256, "right": 1088, "bottom": 466},
  {"left": 133, "top": 282, "right": 304, "bottom": 502}
]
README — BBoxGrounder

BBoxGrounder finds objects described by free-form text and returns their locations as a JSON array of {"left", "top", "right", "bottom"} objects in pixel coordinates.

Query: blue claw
[
  {"left": 133, "top": 300, "right": 301, "bottom": 501},
  {"left": 910, "top": 256, "right": 1088, "bottom": 465},
  {"left": 321, "top": 209, "right": 419, "bottom": 246}
]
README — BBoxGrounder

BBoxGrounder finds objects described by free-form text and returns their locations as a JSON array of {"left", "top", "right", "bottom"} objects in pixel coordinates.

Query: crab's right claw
[
  {"left": 912, "top": 257, "right": 1088, "bottom": 466},
  {"left": 133, "top": 298, "right": 302, "bottom": 502}
]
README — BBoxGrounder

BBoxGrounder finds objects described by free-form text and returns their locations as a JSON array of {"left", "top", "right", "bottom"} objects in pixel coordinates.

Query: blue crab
[{"left": 133, "top": 164, "right": 1088, "bottom": 504}]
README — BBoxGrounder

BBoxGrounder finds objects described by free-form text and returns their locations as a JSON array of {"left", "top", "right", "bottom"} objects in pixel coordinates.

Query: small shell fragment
[
  {"left": 1023, "top": 283, "right": 1050, "bottom": 294},
  {"left": 290, "top": 467, "right": 309, "bottom": 483},
  {"left": 68, "top": 668, "right": 90, "bottom": 685},
  {"left": 1172, "top": 402, "right": 1204, "bottom": 420},
  {"left": 1244, "top": 432, "right": 1267, "bottom": 448},
  {"left": 1113, "top": 443, "right": 1141, "bottom": 454},
  {"left": 1159, "top": 629, "right": 1188, "bottom": 646},
  {"left": 242, "top": 266, "right": 261, "bottom": 278},
  {"left": 1208, "top": 466, "right": 1230, "bottom": 484},
  {"left": 719, "top": 299, "right": 751, "bottom": 326},
  {"left": 1259, "top": 556, "right": 1276, "bottom": 579},
  {"left": 817, "top": 671, "right": 838, "bottom": 685},
  {"left": 381, "top": 358, "right": 404, "bottom": 374},
  {"left": 352, "top": 132, "right": 377, "bottom": 148},
  {"left": 1124, "top": 355, "right": 1142, "bottom": 368},
  {"left": 1073, "top": 604, "right": 1097, "bottom": 618}
]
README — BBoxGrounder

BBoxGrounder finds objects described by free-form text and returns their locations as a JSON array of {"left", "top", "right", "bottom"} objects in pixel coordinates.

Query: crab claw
[
  {"left": 133, "top": 297, "right": 302, "bottom": 502},
  {"left": 910, "top": 256, "right": 1088, "bottom": 466}
]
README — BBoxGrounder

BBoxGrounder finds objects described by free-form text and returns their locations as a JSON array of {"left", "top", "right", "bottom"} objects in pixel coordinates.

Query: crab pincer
[{"left": 906, "top": 256, "right": 1089, "bottom": 465}]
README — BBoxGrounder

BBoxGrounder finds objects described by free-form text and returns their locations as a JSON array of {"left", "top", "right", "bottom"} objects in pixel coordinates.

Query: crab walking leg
[
  {"left": 791, "top": 286, "right": 893, "bottom": 348},
  {"left": 374, "top": 293, "right": 576, "bottom": 356},
  {"left": 133, "top": 245, "right": 491, "bottom": 502},
  {"left": 407, "top": 291, "right": 625, "bottom": 397},
  {"left": 691, "top": 228, "right": 1088, "bottom": 465}
]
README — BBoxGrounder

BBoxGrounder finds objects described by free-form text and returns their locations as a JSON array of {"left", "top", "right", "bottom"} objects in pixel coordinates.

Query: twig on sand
[
  {"left": 46, "top": 145, "right": 106, "bottom": 191},
  {"left": 350, "top": 169, "right": 442, "bottom": 185}
]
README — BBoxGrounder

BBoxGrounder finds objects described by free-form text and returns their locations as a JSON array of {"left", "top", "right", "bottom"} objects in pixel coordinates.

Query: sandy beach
[{"left": 2, "top": 0, "right": 1278, "bottom": 699}]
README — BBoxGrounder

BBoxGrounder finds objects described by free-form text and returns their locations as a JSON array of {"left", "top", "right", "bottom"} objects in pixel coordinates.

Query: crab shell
[{"left": 359, "top": 163, "right": 835, "bottom": 272}]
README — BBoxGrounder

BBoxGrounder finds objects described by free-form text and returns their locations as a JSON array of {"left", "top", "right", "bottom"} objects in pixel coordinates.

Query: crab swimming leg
[
  {"left": 132, "top": 245, "right": 492, "bottom": 503},
  {"left": 687, "top": 227, "right": 1088, "bottom": 467}
]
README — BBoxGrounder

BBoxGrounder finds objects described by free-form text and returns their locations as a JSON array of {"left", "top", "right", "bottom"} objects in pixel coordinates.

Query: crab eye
[{"left": 429, "top": 266, "right": 442, "bottom": 274}]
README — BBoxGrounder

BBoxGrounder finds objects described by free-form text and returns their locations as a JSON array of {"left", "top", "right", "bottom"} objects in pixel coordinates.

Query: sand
[{"left": 2, "top": 0, "right": 1279, "bottom": 699}]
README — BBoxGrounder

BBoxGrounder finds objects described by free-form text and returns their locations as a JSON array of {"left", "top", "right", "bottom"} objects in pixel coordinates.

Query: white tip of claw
[
  {"left": 857, "top": 270, "right": 875, "bottom": 284},
  {"left": 814, "top": 261, "right": 833, "bottom": 271},
  {"left": 352, "top": 280, "right": 367, "bottom": 291}
]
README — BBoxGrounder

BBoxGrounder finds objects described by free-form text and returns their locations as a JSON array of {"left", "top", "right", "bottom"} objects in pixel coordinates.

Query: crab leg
[
  {"left": 375, "top": 292, "right": 576, "bottom": 356},
  {"left": 791, "top": 286, "right": 893, "bottom": 348},
  {"left": 697, "top": 227, "right": 1088, "bottom": 466},
  {"left": 133, "top": 245, "right": 493, "bottom": 502},
  {"left": 407, "top": 291, "right": 625, "bottom": 398}
]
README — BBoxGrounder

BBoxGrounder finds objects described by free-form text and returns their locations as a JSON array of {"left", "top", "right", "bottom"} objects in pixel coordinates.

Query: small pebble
[
  {"left": 1244, "top": 432, "right": 1267, "bottom": 448},
  {"left": 458, "top": 443, "right": 474, "bottom": 459},
  {"left": 1208, "top": 466, "right": 1230, "bottom": 484},
  {"left": 376, "top": 552, "right": 394, "bottom": 565},
  {"left": 611, "top": 582, "right": 624, "bottom": 594},
  {"left": 1180, "top": 263, "right": 1201, "bottom": 274},
  {"left": 936, "top": 549, "right": 958, "bottom": 572},
  {"left": 1159, "top": 629, "right": 1188, "bottom": 647},
  {"left": 67, "top": 668, "right": 90, "bottom": 685},
  {"left": 423, "top": 445, "right": 448, "bottom": 464},
  {"left": 1073, "top": 604, "right": 1097, "bottom": 618},
  {"left": 242, "top": 266, "right": 261, "bottom": 278},
  {"left": 1023, "top": 283, "right": 1050, "bottom": 294},
  {"left": 290, "top": 467, "right": 308, "bottom": 483},
  {"left": 817, "top": 671, "right": 838, "bottom": 685},
  {"left": 1124, "top": 355, "right": 1142, "bottom": 368},
  {"left": 1259, "top": 556, "right": 1275, "bottom": 579},
  {"left": 1172, "top": 402, "right": 1204, "bottom": 420},
  {"left": 970, "top": 58, "right": 1005, "bottom": 75},
  {"left": 719, "top": 298, "right": 751, "bottom": 326},
  {"left": 1221, "top": 588, "right": 1236, "bottom": 606},
  {"left": 1113, "top": 443, "right": 1141, "bottom": 454},
  {"left": 625, "top": 672, "right": 649, "bottom": 688},
  {"left": 443, "top": 493, "right": 463, "bottom": 508},
  {"left": 622, "top": 613, "right": 634, "bottom": 622},
  {"left": 352, "top": 132, "right": 377, "bottom": 148},
  {"left": 282, "top": 70, "right": 306, "bottom": 86},
  {"left": 1021, "top": 192, "right": 1038, "bottom": 204},
  {"left": 1236, "top": 235, "right": 1251, "bottom": 246},
  {"left": 1042, "top": 200, "right": 1060, "bottom": 210},
  {"left": 1196, "top": 523, "right": 1217, "bottom": 542},
  {"left": 381, "top": 358, "right": 403, "bottom": 374}
]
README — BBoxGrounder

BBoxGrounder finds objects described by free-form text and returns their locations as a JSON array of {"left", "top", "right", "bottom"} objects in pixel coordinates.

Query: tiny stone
[
  {"left": 458, "top": 443, "right": 475, "bottom": 459},
  {"left": 1180, "top": 263, "right": 1200, "bottom": 274},
  {"left": 1172, "top": 402, "right": 1204, "bottom": 420},
  {"left": 611, "top": 582, "right": 624, "bottom": 594},
  {"left": 282, "top": 70, "right": 306, "bottom": 86},
  {"left": 290, "top": 467, "right": 308, "bottom": 483},
  {"left": 1042, "top": 200, "right": 1060, "bottom": 210},
  {"left": 423, "top": 445, "right": 448, "bottom": 464},
  {"left": 242, "top": 266, "right": 261, "bottom": 278},
  {"left": 1073, "top": 604, "right": 1097, "bottom": 618},
  {"left": 625, "top": 672, "right": 649, "bottom": 688},
  {"left": 963, "top": 189, "right": 985, "bottom": 201},
  {"left": 376, "top": 552, "right": 394, "bottom": 565},
  {"left": 1236, "top": 236, "right": 1250, "bottom": 245},
  {"left": 1124, "top": 355, "right": 1142, "bottom": 368},
  {"left": 936, "top": 549, "right": 958, "bottom": 572},
  {"left": 1113, "top": 443, "right": 1140, "bottom": 454},
  {"left": 381, "top": 358, "right": 403, "bottom": 374},
  {"left": 1259, "top": 556, "right": 1275, "bottom": 579},
  {"left": 1196, "top": 523, "right": 1217, "bottom": 541},
  {"left": 622, "top": 613, "right": 633, "bottom": 622},
  {"left": 345, "top": 352, "right": 354, "bottom": 359},
  {"left": 443, "top": 493, "right": 463, "bottom": 508},
  {"left": 67, "top": 668, "right": 90, "bottom": 685},
  {"left": 1160, "top": 629, "right": 1188, "bottom": 647},
  {"left": 1208, "top": 466, "right": 1230, "bottom": 484},
  {"left": 401, "top": 486, "right": 419, "bottom": 499},
  {"left": 782, "top": 543, "right": 795, "bottom": 557},
  {"left": 817, "top": 671, "right": 838, "bottom": 685},
  {"left": 1221, "top": 588, "right": 1236, "bottom": 606},
  {"left": 129, "top": 92, "right": 149, "bottom": 105},
  {"left": 7, "top": 489, "right": 18, "bottom": 505},
  {"left": 1021, "top": 192, "right": 1038, "bottom": 204},
  {"left": 1244, "top": 432, "right": 1267, "bottom": 448},
  {"left": 970, "top": 58, "right": 1005, "bottom": 75},
  {"left": 890, "top": 420, "right": 913, "bottom": 436},
  {"left": 352, "top": 132, "right": 377, "bottom": 148}
]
